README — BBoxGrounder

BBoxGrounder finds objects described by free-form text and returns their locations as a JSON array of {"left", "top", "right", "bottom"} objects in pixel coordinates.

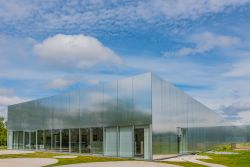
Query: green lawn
[
  {"left": 0, "top": 146, "right": 6, "bottom": 150},
  {"left": 162, "top": 145, "right": 250, "bottom": 167},
  {"left": 0, "top": 152, "right": 128, "bottom": 167},
  {"left": 236, "top": 142, "right": 250, "bottom": 149},
  {"left": 199, "top": 150, "right": 250, "bottom": 167},
  {"left": 164, "top": 150, "right": 250, "bottom": 167}
]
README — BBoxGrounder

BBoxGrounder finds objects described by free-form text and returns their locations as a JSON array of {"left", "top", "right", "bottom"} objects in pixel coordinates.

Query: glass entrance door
[
  {"left": 177, "top": 127, "right": 188, "bottom": 154},
  {"left": 134, "top": 128, "right": 144, "bottom": 158},
  {"left": 134, "top": 126, "right": 150, "bottom": 159}
]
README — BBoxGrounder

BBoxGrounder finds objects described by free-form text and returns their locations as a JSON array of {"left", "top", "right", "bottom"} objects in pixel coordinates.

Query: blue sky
[{"left": 1, "top": 0, "right": 250, "bottom": 125}]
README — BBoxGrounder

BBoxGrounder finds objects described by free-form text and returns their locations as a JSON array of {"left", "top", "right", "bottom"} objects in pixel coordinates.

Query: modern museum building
[{"left": 7, "top": 73, "right": 245, "bottom": 160}]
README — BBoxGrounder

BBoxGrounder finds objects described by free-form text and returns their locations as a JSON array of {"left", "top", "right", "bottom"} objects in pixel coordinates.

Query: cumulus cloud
[
  {"left": 164, "top": 32, "right": 240, "bottom": 56},
  {"left": 46, "top": 78, "right": 75, "bottom": 89},
  {"left": 33, "top": 34, "right": 123, "bottom": 69}
]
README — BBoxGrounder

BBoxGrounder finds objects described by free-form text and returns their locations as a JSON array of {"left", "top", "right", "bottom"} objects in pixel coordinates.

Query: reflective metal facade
[
  {"left": 8, "top": 72, "right": 243, "bottom": 159},
  {"left": 8, "top": 73, "right": 152, "bottom": 131},
  {"left": 151, "top": 74, "right": 232, "bottom": 157}
]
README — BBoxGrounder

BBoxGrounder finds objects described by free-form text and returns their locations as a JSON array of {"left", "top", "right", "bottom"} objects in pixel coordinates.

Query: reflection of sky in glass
[
  {"left": 8, "top": 72, "right": 248, "bottom": 156},
  {"left": 8, "top": 73, "right": 152, "bottom": 130}
]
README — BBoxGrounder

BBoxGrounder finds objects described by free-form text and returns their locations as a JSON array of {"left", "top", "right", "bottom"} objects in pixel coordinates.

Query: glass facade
[
  {"left": 151, "top": 74, "right": 250, "bottom": 158},
  {"left": 7, "top": 73, "right": 249, "bottom": 160}
]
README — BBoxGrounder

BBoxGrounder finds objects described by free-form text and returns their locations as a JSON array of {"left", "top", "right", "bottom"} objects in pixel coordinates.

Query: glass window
[
  {"left": 30, "top": 131, "right": 36, "bottom": 150},
  {"left": 81, "top": 128, "right": 90, "bottom": 153},
  {"left": 24, "top": 132, "right": 29, "bottom": 149},
  {"left": 52, "top": 130, "right": 60, "bottom": 151},
  {"left": 91, "top": 128, "right": 103, "bottom": 154},
  {"left": 13, "top": 131, "right": 19, "bottom": 149},
  {"left": 62, "top": 129, "right": 69, "bottom": 152},
  {"left": 17, "top": 131, "right": 24, "bottom": 150},
  {"left": 71, "top": 129, "right": 79, "bottom": 153},
  {"left": 44, "top": 130, "right": 51, "bottom": 150},
  {"left": 37, "top": 130, "right": 44, "bottom": 150}
]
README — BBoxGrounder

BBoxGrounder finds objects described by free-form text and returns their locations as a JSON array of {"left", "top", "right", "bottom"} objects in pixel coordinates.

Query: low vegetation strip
[
  {"left": 0, "top": 150, "right": 250, "bottom": 167},
  {"left": 0, "top": 152, "right": 128, "bottom": 167},
  {"left": 200, "top": 150, "right": 250, "bottom": 167}
]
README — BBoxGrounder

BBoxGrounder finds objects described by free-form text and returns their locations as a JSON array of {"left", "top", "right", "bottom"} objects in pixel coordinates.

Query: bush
[
  {"left": 0, "top": 117, "right": 7, "bottom": 146},
  {"left": 213, "top": 144, "right": 232, "bottom": 151}
]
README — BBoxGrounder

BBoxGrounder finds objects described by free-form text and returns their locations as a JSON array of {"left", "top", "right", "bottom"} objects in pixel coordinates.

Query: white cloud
[
  {"left": 0, "top": 88, "right": 28, "bottom": 119},
  {"left": 225, "top": 58, "right": 250, "bottom": 77},
  {"left": 0, "top": 88, "right": 27, "bottom": 106},
  {"left": 0, "top": 88, "right": 13, "bottom": 96},
  {"left": 33, "top": 34, "right": 122, "bottom": 69},
  {"left": 0, "top": 0, "right": 249, "bottom": 33},
  {"left": 136, "top": 0, "right": 250, "bottom": 20},
  {"left": 0, "top": 0, "right": 38, "bottom": 21},
  {"left": 0, "top": 95, "right": 24, "bottom": 106},
  {"left": 228, "top": 102, "right": 250, "bottom": 113},
  {"left": 46, "top": 78, "right": 75, "bottom": 89},
  {"left": 126, "top": 56, "right": 250, "bottom": 125},
  {"left": 165, "top": 32, "right": 240, "bottom": 56},
  {"left": 214, "top": 100, "right": 250, "bottom": 125},
  {"left": 0, "top": 106, "right": 7, "bottom": 119}
]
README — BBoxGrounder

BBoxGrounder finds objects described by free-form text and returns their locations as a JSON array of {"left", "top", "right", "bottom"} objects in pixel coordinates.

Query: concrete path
[
  {"left": 0, "top": 158, "right": 58, "bottom": 167},
  {"left": 207, "top": 151, "right": 238, "bottom": 155},
  {"left": 0, "top": 150, "right": 34, "bottom": 155},
  {"left": 162, "top": 155, "right": 227, "bottom": 167},
  {"left": 58, "top": 161, "right": 181, "bottom": 167}
]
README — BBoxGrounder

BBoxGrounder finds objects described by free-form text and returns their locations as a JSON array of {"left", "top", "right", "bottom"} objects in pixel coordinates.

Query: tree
[{"left": 0, "top": 117, "right": 7, "bottom": 146}]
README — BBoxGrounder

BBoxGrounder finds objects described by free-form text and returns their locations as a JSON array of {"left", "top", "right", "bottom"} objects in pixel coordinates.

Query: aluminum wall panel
[
  {"left": 8, "top": 73, "right": 152, "bottom": 131},
  {"left": 151, "top": 74, "right": 233, "bottom": 156}
]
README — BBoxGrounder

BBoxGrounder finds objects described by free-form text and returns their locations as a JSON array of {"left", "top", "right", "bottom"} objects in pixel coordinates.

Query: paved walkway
[
  {"left": 58, "top": 161, "right": 181, "bottom": 167},
  {"left": 0, "top": 158, "right": 58, "bottom": 167},
  {"left": 207, "top": 151, "right": 238, "bottom": 155},
  {"left": 162, "top": 155, "right": 227, "bottom": 167}
]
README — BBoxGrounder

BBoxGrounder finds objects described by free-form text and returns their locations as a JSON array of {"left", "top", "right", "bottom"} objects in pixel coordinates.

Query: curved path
[
  {"left": 162, "top": 155, "right": 227, "bottom": 167},
  {"left": 58, "top": 161, "right": 181, "bottom": 167},
  {"left": 0, "top": 158, "right": 58, "bottom": 167}
]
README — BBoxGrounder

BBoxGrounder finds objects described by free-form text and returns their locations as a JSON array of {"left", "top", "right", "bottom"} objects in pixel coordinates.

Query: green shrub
[{"left": 0, "top": 117, "right": 7, "bottom": 146}]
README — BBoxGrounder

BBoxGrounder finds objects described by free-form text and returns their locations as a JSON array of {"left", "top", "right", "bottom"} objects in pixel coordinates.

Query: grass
[
  {"left": 0, "top": 147, "right": 250, "bottom": 167},
  {"left": 236, "top": 142, "right": 250, "bottom": 149},
  {"left": 200, "top": 150, "right": 250, "bottom": 167},
  {"left": 163, "top": 150, "right": 250, "bottom": 167},
  {"left": 0, "top": 146, "right": 6, "bottom": 150},
  {"left": 163, "top": 143, "right": 250, "bottom": 167},
  {"left": 213, "top": 143, "right": 233, "bottom": 151},
  {"left": 0, "top": 152, "right": 128, "bottom": 167}
]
